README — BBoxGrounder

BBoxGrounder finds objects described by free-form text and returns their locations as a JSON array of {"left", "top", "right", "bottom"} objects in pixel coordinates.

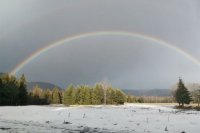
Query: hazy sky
[{"left": 1, "top": 0, "right": 200, "bottom": 89}]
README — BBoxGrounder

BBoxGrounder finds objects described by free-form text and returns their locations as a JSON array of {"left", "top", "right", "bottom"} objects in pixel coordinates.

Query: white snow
[{"left": 0, "top": 103, "right": 200, "bottom": 133}]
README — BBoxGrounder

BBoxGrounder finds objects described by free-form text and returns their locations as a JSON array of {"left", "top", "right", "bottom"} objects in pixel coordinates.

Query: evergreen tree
[
  {"left": 93, "top": 84, "right": 104, "bottom": 104},
  {"left": 127, "top": 95, "right": 136, "bottom": 103},
  {"left": 74, "top": 87, "right": 81, "bottom": 104},
  {"left": 47, "top": 89, "right": 53, "bottom": 103},
  {"left": 137, "top": 97, "right": 144, "bottom": 103},
  {"left": 41, "top": 89, "right": 52, "bottom": 104},
  {"left": 29, "top": 85, "right": 43, "bottom": 105},
  {"left": 71, "top": 88, "right": 78, "bottom": 104},
  {"left": 175, "top": 78, "right": 192, "bottom": 107},
  {"left": 0, "top": 78, "right": 2, "bottom": 88},
  {"left": 84, "top": 86, "right": 91, "bottom": 105},
  {"left": 114, "top": 89, "right": 126, "bottom": 104},
  {"left": 78, "top": 86, "right": 85, "bottom": 104},
  {"left": 52, "top": 87, "right": 62, "bottom": 104},
  {"left": 0, "top": 74, "right": 19, "bottom": 105},
  {"left": 0, "top": 77, "right": 3, "bottom": 104},
  {"left": 91, "top": 88, "right": 99, "bottom": 105},
  {"left": 17, "top": 74, "right": 28, "bottom": 105},
  {"left": 63, "top": 84, "right": 74, "bottom": 105},
  {"left": 106, "top": 87, "right": 116, "bottom": 104},
  {"left": 3, "top": 75, "right": 18, "bottom": 105},
  {"left": 32, "top": 85, "right": 42, "bottom": 98},
  {"left": 127, "top": 95, "right": 132, "bottom": 103}
]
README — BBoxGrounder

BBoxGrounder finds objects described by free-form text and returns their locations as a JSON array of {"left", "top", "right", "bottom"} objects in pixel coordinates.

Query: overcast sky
[{"left": 1, "top": 0, "right": 200, "bottom": 89}]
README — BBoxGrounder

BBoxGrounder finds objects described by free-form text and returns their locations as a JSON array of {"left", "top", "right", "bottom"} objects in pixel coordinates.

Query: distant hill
[
  {"left": 171, "top": 83, "right": 200, "bottom": 92},
  {"left": 1, "top": 73, "right": 63, "bottom": 91},
  {"left": 123, "top": 89, "right": 172, "bottom": 96},
  {"left": 27, "top": 82, "right": 62, "bottom": 91},
  {"left": 0, "top": 72, "right": 6, "bottom": 77}
]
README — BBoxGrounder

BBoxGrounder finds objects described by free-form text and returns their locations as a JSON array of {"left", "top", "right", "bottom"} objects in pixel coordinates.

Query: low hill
[
  {"left": 27, "top": 82, "right": 62, "bottom": 91},
  {"left": 0, "top": 72, "right": 6, "bottom": 77},
  {"left": 123, "top": 89, "right": 172, "bottom": 96}
]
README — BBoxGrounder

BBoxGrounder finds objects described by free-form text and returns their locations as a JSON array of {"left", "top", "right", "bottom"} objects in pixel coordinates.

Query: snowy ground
[{"left": 0, "top": 104, "right": 200, "bottom": 133}]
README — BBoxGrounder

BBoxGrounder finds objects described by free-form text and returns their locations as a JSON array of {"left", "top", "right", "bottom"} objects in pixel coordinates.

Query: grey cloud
[{"left": 1, "top": 0, "right": 200, "bottom": 89}]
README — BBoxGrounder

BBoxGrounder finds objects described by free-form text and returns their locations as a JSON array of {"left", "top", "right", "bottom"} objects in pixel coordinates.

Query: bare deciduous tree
[{"left": 100, "top": 79, "right": 110, "bottom": 105}]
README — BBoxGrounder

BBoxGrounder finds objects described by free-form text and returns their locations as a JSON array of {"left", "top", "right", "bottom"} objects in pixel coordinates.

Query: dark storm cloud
[
  {"left": 17, "top": 37, "right": 200, "bottom": 89},
  {"left": 1, "top": 0, "right": 200, "bottom": 89}
]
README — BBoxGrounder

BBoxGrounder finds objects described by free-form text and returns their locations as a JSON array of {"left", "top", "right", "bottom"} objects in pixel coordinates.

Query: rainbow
[{"left": 10, "top": 31, "right": 200, "bottom": 75}]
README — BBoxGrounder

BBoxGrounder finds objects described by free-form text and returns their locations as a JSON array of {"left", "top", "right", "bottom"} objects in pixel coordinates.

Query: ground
[{"left": 0, "top": 103, "right": 200, "bottom": 133}]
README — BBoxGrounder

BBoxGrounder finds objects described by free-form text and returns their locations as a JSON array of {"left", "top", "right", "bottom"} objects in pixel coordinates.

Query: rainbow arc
[{"left": 11, "top": 31, "right": 200, "bottom": 75}]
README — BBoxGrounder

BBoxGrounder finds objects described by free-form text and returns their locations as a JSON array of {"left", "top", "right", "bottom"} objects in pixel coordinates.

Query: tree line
[
  {"left": 0, "top": 74, "right": 127, "bottom": 105},
  {"left": 30, "top": 84, "right": 126, "bottom": 105},
  {"left": 0, "top": 73, "right": 198, "bottom": 107}
]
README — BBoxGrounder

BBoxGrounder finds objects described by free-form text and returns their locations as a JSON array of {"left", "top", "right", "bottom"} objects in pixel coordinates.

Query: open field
[{"left": 0, "top": 103, "right": 200, "bottom": 133}]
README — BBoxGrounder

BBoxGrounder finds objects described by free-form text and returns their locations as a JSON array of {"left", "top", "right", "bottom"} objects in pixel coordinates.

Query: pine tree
[
  {"left": 4, "top": 75, "right": 18, "bottom": 105},
  {"left": 41, "top": 89, "right": 52, "bottom": 104},
  {"left": 114, "top": 89, "right": 126, "bottom": 104},
  {"left": 17, "top": 74, "right": 28, "bottom": 105},
  {"left": 0, "top": 78, "right": 2, "bottom": 88},
  {"left": 84, "top": 86, "right": 91, "bottom": 105},
  {"left": 32, "top": 85, "right": 42, "bottom": 98},
  {"left": 52, "top": 87, "right": 62, "bottom": 104},
  {"left": 91, "top": 88, "right": 98, "bottom": 105},
  {"left": 0, "top": 77, "right": 3, "bottom": 105},
  {"left": 107, "top": 87, "right": 116, "bottom": 104},
  {"left": 71, "top": 88, "right": 77, "bottom": 104},
  {"left": 175, "top": 78, "right": 192, "bottom": 107},
  {"left": 30, "top": 85, "right": 43, "bottom": 105},
  {"left": 127, "top": 95, "right": 132, "bottom": 103},
  {"left": 63, "top": 84, "right": 74, "bottom": 105},
  {"left": 78, "top": 86, "right": 85, "bottom": 104},
  {"left": 74, "top": 87, "right": 81, "bottom": 104},
  {"left": 127, "top": 95, "right": 136, "bottom": 103},
  {"left": 137, "top": 97, "right": 144, "bottom": 103},
  {"left": 94, "top": 84, "right": 104, "bottom": 104}
]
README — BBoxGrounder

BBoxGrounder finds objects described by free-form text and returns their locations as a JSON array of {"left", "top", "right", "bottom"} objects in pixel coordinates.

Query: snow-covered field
[{"left": 0, "top": 104, "right": 200, "bottom": 133}]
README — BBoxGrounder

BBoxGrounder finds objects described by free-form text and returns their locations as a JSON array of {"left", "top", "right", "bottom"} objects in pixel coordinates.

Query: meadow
[{"left": 0, "top": 103, "right": 199, "bottom": 133}]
